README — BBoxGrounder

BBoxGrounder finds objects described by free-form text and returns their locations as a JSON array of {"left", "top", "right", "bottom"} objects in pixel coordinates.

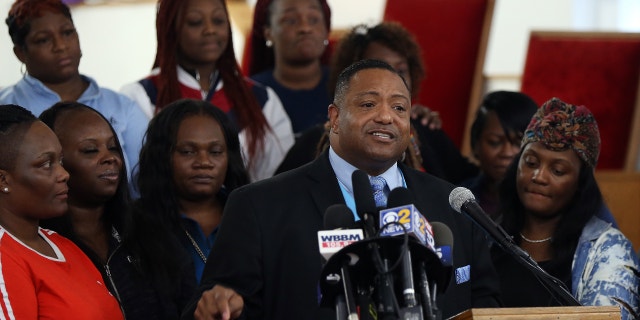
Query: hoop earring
[
  {"left": 20, "top": 63, "right": 26, "bottom": 75},
  {"left": 266, "top": 39, "right": 273, "bottom": 47}
]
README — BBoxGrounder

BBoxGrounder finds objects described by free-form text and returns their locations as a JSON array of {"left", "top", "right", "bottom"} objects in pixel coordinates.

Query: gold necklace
[
  {"left": 520, "top": 232, "right": 552, "bottom": 243},
  {"left": 183, "top": 228, "right": 208, "bottom": 263}
]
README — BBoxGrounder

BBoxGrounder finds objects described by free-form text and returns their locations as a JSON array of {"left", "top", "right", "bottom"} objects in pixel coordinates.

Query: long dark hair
[
  {"left": 39, "top": 101, "right": 186, "bottom": 296},
  {"left": 498, "top": 149, "right": 603, "bottom": 270},
  {"left": 136, "top": 99, "right": 249, "bottom": 235},
  {"left": 153, "top": 0, "right": 268, "bottom": 168}
]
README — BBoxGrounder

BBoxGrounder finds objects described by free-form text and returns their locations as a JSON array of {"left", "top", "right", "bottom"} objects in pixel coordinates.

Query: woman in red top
[{"left": 0, "top": 104, "right": 123, "bottom": 320}]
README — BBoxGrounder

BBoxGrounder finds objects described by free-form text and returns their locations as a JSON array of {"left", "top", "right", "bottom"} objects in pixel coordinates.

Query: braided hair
[{"left": 153, "top": 0, "right": 269, "bottom": 169}]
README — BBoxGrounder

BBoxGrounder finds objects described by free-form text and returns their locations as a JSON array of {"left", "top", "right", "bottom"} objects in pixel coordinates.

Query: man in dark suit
[{"left": 185, "top": 60, "right": 501, "bottom": 320}]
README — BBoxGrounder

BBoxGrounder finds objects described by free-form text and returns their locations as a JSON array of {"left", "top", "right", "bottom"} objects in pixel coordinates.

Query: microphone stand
[
  {"left": 340, "top": 260, "right": 360, "bottom": 320},
  {"left": 491, "top": 224, "right": 580, "bottom": 306}
]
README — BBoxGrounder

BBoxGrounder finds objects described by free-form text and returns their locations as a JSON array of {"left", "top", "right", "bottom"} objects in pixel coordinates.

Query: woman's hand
[{"left": 411, "top": 103, "right": 442, "bottom": 130}]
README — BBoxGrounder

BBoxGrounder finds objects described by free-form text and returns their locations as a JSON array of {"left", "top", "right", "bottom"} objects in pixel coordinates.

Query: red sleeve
[{"left": 0, "top": 246, "right": 38, "bottom": 319}]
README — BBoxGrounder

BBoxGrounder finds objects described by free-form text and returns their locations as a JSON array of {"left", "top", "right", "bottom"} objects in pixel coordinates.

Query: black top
[{"left": 491, "top": 245, "right": 572, "bottom": 308}]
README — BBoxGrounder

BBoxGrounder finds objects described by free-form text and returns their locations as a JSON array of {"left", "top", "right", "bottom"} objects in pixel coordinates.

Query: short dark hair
[
  {"left": 333, "top": 59, "right": 408, "bottom": 106},
  {"left": 0, "top": 104, "right": 37, "bottom": 171},
  {"left": 6, "top": 0, "right": 73, "bottom": 47},
  {"left": 329, "top": 22, "right": 424, "bottom": 99},
  {"left": 470, "top": 91, "right": 538, "bottom": 150}
]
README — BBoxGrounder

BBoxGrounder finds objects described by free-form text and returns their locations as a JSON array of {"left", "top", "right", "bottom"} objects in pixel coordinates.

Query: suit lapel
[
  {"left": 304, "top": 151, "right": 346, "bottom": 221},
  {"left": 400, "top": 165, "right": 432, "bottom": 216}
]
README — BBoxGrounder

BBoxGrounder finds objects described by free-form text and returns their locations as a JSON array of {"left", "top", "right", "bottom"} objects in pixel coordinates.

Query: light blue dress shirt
[{"left": 328, "top": 146, "right": 405, "bottom": 220}]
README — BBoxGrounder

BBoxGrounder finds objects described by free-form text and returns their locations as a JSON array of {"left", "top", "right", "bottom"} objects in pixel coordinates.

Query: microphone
[
  {"left": 318, "top": 204, "right": 362, "bottom": 320},
  {"left": 352, "top": 170, "right": 379, "bottom": 238},
  {"left": 318, "top": 204, "right": 364, "bottom": 262},
  {"left": 448, "top": 187, "right": 514, "bottom": 248},
  {"left": 379, "top": 187, "right": 428, "bottom": 319},
  {"left": 431, "top": 222, "right": 453, "bottom": 272},
  {"left": 448, "top": 187, "right": 581, "bottom": 306},
  {"left": 379, "top": 188, "right": 435, "bottom": 250},
  {"left": 325, "top": 203, "right": 358, "bottom": 230},
  {"left": 425, "top": 222, "right": 454, "bottom": 319}
]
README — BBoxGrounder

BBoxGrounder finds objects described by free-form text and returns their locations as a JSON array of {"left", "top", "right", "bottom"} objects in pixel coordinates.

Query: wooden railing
[{"left": 595, "top": 170, "right": 640, "bottom": 252}]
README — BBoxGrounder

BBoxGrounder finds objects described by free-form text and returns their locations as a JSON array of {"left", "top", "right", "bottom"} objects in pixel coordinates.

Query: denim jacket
[{"left": 572, "top": 217, "right": 640, "bottom": 320}]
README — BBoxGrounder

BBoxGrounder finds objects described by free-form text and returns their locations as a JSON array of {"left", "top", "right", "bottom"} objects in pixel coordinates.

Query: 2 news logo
[
  {"left": 380, "top": 209, "right": 408, "bottom": 230},
  {"left": 379, "top": 205, "right": 431, "bottom": 245}
]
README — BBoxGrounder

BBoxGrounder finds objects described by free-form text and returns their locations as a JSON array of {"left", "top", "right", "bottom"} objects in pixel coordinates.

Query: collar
[
  {"left": 578, "top": 216, "right": 611, "bottom": 244},
  {"left": 176, "top": 65, "right": 223, "bottom": 93},
  {"left": 328, "top": 146, "right": 403, "bottom": 194},
  {"left": 23, "top": 73, "right": 100, "bottom": 100}
]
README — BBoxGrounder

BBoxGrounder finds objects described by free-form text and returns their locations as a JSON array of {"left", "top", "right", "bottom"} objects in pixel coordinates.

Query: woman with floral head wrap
[{"left": 492, "top": 98, "right": 639, "bottom": 319}]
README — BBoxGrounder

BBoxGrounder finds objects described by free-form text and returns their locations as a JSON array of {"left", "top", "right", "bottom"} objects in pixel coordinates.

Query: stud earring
[
  {"left": 2, "top": 187, "right": 8, "bottom": 193},
  {"left": 323, "top": 39, "right": 329, "bottom": 46},
  {"left": 266, "top": 39, "right": 273, "bottom": 47}
]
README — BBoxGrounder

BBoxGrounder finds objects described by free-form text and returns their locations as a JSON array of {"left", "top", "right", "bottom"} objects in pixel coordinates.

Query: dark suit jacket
[{"left": 182, "top": 151, "right": 500, "bottom": 320}]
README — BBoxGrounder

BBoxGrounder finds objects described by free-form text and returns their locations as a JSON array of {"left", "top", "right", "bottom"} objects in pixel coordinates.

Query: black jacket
[{"left": 183, "top": 151, "right": 500, "bottom": 319}]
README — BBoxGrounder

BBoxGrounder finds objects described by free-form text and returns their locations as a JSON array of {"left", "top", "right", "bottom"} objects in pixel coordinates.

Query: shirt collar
[{"left": 328, "top": 146, "right": 403, "bottom": 194}]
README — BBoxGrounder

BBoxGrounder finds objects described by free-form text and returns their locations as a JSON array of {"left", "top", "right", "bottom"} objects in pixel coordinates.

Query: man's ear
[
  {"left": 13, "top": 45, "right": 27, "bottom": 64},
  {"left": 328, "top": 103, "right": 340, "bottom": 134}
]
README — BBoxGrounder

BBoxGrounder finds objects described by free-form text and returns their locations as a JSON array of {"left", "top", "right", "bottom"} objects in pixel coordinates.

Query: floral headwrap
[{"left": 522, "top": 97, "right": 600, "bottom": 168}]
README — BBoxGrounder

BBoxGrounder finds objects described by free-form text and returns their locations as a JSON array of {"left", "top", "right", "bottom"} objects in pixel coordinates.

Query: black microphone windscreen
[
  {"left": 323, "top": 204, "right": 355, "bottom": 230},
  {"left": 449, "top": 187, "right": 475, "bottom": 213},
  {"left": 352, "top": 170, "right": 377, "bottom": 218},
  {"left": 431, "top": 222, "right": 454, "bottom": 248},
  {"left": 386, "top": 187, "right": 414, "bottom": 208}
]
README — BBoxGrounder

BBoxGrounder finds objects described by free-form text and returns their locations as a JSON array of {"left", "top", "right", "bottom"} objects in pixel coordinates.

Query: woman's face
[
  {"left": 1, "top": 122, "right": 69, "bottom": 221},
  {"left": 363, "top": 41, "right": 412, "bottom": 91},
  {"left": 171, "top": 114, "right": 228, "bottom": 201},
  {"left": 15, "top": 11, "right": 81, "bottom": 84},
  {"left": 516, "top": 142, "right": 581, "bottom": 218},
  {"left": 53, "top": 109, "right": 122, "bottom": 204},
  {"left": 265, "top": 0, "right": 328, "bottom": 65},
  {"left": 475, "top": 111, "right": 521, "bottom": 183},
  {"left": 178, "top": 0, "right": 230, "bottom": 67}
]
